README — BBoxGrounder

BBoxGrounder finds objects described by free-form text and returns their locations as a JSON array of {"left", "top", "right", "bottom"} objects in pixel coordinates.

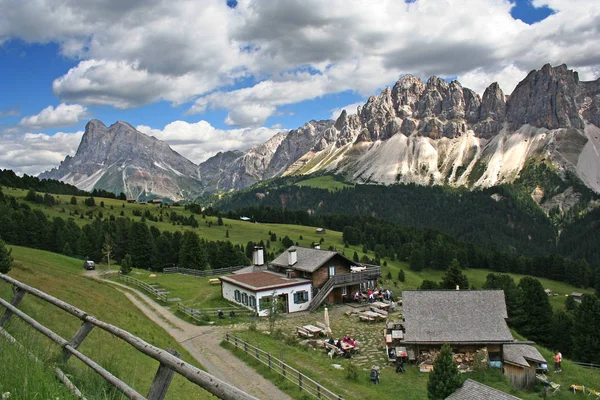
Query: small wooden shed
[{"left": 503, "top": 343, "right": 546, "bottom": 388}]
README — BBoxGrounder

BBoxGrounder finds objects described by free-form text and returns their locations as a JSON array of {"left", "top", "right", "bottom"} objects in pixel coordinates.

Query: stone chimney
[
  {"left": 288, "top": 249, "right": 297, "bottom": 266},
  {"left": 252, "top": 246, "right": 264, "bottom": 266}
]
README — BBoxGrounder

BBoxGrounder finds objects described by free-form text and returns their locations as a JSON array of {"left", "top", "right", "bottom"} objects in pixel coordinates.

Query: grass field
[
  {"left": 0, "top": 245, "right": 214, "bottom": 400},
  {"left": 294, "top": 175, "right": 354, "bottom": 191}
]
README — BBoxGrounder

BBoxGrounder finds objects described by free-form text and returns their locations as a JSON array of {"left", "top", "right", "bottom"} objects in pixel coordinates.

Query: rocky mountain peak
[{"left": 506, "top": 63, "right": 584, "bottom": 130}]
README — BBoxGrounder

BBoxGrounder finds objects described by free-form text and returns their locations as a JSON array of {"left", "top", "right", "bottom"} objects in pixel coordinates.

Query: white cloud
[
  {"left": 136, "top": 120, "right": 283, "bottom": 164},
  {"left": 19, "top": 103, "right": 88, "bottom": 130},
  {"left": 330, "top": 102, "right": 363, "bottom": 121},
  {"left": 0, "top": 0, "right": 598, "bottom": 125},
  {"left": 0, "top": 131, "right": 83, "bottom": 175}
]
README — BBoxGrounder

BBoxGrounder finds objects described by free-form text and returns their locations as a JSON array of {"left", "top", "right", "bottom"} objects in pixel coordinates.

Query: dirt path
[{"left": 86, "top": 272, "right": 291, "bottom": 400}]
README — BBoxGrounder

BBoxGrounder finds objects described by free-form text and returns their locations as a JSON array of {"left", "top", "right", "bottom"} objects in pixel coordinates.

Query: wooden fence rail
[
  {"left": 0, "top": 273, "right": 257, "bottom": 400},
  {"left": 118, "top": 275, "right": 168, "bottom": 302},
  {"left": 177, "top": 303, "right": 256, "bottom": 324},
  {"left": 163, "top": 266, "right": 246, "bottom": 277},
  {"left": 225, "top": 333, "right": 343, "bottom": 400},
  {"left": 572, "top": 361, "right": 600, "bottom": 370}
]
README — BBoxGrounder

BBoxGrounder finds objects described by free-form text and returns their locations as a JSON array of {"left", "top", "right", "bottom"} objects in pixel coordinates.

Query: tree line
[{"left": 0, "top": 188, "right": 249, "bottom": 271}]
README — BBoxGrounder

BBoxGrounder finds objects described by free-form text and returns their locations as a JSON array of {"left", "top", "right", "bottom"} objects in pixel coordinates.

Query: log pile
[{"left": 418, "top": 348, "right": 488, "bottom": 373}]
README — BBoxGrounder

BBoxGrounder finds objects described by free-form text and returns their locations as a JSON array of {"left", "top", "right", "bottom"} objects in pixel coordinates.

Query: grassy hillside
[
  {"left": 0, "top": 246, "right": 213, "bottom": 399},
  {"left": 294, "top": 175, "right": 354, "bottom": 191}
]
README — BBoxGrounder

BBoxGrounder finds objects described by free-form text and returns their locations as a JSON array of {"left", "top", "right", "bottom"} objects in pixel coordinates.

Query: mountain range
[{"left": 41, "top": 64, "right": 600, "bottom": 203}]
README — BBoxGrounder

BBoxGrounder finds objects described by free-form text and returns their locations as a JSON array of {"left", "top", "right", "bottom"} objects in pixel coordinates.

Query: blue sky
[{"left": 0, "top": 0, "right": 598, "bottom": 175}]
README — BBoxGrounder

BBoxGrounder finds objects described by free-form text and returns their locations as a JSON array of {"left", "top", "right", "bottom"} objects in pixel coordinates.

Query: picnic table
[
  {"left": 361, "top": 310, "right": 384, "bottom": 321},
  {"left": 302, "top": 324, "right": 324, "bottom": 336},
  {"left": 341, "top": 342, "right": 355, "bottom": 352},
  {"left": 372, "top": 301, "right": 391, "bottom": 310},
  {"left": 392, "top": 330, "right": 404, "bottom": 340}
]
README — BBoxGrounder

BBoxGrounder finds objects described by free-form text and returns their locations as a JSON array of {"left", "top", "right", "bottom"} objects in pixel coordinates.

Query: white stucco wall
[{"left": 222, "top": 281, "right": 312, "bottom": 316}]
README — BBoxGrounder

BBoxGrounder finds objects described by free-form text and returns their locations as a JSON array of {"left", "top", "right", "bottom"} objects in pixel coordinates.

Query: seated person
[
  {"left": 396, "top": 361, "right": 405, "bottom": 373},
  {"left": 342, "top": 334, "right": 350, "bottom": 343},
  {"left": 336, "top": 339, "right": 343, "bottom": 350},
  {"left": 229, "top": 310, "right": 235, "bottom": 318},
  {"left": 388, "top": 348, "right": 396, "bottom": 360},
  {"left": 328, "top": 336, "right": 335, "bottom": 345},
  {"left": 217, "top": 309, "right": 224, "bottom": 319}
]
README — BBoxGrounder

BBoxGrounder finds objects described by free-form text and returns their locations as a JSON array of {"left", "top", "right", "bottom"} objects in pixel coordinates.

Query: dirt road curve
[{"left": 86, "top": 272, "right": 291, "bottom": 400}]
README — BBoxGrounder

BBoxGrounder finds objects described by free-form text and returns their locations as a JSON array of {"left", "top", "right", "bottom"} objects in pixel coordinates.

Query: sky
[{"left": 0, "top": 0, "right": 599, "bottom": 176}]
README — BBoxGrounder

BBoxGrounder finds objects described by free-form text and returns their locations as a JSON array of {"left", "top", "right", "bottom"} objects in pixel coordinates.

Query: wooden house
[
  {"left": 570, "top": 292, "right": 584, "bottom": 303},
  {"left": 446, "top": 379, "right": 521, "bottom": 400},
  {"left": 502, "top": 343, "right": 546, "bottom": 388},
  {"left": 269, "top": 246, "right": 380, "bottom": 310},
  {"left": 401, "top": 290, "right": 514, "bottom": 360}
]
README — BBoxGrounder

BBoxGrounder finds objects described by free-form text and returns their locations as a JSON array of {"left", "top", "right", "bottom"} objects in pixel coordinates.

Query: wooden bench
[
  {"left": 208, "top": 279, "right": 220, "bottom": 285},
  {"left": 359, "top": 315, "right": 375, "bottom": 322},
  {"left": 316, "top": 321, "right": 328, "bottom": 331},
  {"left": 296, "top": 326, "right": 314, "bottom": 338},
  {"left": 324, "top": 343, "right": 345, "bottom": 357}
]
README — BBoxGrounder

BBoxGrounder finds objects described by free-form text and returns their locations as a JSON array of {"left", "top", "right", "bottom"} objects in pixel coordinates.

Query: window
[
  {"left": 328, "top": 266, "right": 335, "bottom": 277},
  {"left": 294, "top": 290, "right": 309, "bottom": 304},
  {"left": 259, "top": 296, "right": 272, "bottom": 311},
  {"left": 234, "top": 290, "right": 241, "bottom": 302},
  {"left": 342, "top": 286, "right": 347, "bottom": 296},
  {"left": 242, "top": 292, "right": 248, "bottom": 306},
  {"left": 249, "top": 296, "right": 256, "bottom": 308}
]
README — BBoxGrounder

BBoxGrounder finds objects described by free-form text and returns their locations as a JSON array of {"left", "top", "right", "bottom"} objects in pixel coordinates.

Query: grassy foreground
[{"left": 0, "top": 246, "right": 212, "bottom": 399}]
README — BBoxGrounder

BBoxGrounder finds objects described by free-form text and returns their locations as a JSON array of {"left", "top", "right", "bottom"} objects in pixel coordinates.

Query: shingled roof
[
  {"left": 446, "top": 379, "right": 522, "bottom": 400},
  {"left": 219, "top": 271, "right": 310, "bottom": 292},
  {"left": 270, "top": 246, "right": 355, "bottom": 273},
  {"left": 503, "top": 344, "right": 546, "bottom": 368},
  {"left": 402, "top": 290, "right": 513, "bottom": 343}
]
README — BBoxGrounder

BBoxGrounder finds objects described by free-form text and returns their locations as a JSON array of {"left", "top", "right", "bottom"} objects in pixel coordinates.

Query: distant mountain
[
  {"left": 41, "top": 64, "right": 600, "bottom": 206},
  {"left": 39, "top": 120, "right": 203, "bottom": 201}
]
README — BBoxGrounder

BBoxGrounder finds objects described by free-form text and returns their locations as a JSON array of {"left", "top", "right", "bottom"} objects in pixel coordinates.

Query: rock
[{"left": 506, "top": 63, "right": 583, "bottom": 130}]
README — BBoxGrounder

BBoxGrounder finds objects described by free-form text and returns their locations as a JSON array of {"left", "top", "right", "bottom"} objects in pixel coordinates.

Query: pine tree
[
  {"left": 129, "top": 221, "right": 153, "bottom": 269},
  {"left": 514, "top": 277, "right": 553, "bottom": 346},
  {"left": 70, "top": 196, "right": 77, "bottom": 205},
  {"left": 0, "top": 237, "right": 13, "bottom": 274},
  {"left": 217, "top": 216, "right": 223, "bottom": 226},
  {"left": 120, "top": 253, "right": 133, "bottom": 275},
  {"left": 179, "top": 230, "right": 207, "bottom": 270},
  {"left": 398, "top": 269, "right": 405, "bottom": 282},
  {"left": 571, "top": 294, "right": 600, "bottom": 364},
  {"left": 410, "top": 248, "right": 424, "bottom": 272},
  {"left": 440, "top": 259, "right": 469, "bottom": 290},
  {"left": 62, "top": 242, "right": 72, "bottom": 257},
  {"left": 427, "top": 343, "right": 462, "bottom": 400},
  {"left": 353, "top": 251, "right": 359, "bottom": 262}
]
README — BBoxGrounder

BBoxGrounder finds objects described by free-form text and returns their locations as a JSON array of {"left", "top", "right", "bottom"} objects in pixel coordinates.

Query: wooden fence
[
  {"left": 163, "top": 265, "right": 246, "bottom": 277},
  {"left": 0, "top": 273, "right": 257, "bottom": 400},
  {"left": 572, "top": 361, "right": 600, "bottom": 370},
  {"left": 118, "top": 275, "right": 169, "bottom": 302},
  {"left": 177, "top": 303, "right": 255, "bottom": 324},
  {"left": 225, "top": 333, "right": 343, "bottom": 400}
]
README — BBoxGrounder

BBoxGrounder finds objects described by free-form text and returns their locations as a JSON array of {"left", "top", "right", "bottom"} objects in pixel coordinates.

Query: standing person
[
  {"left": 554, "top": 351, "right": 560, "bottom": 373},
  {"left": 558, "top": 351, "right": 563, "bottom": 372}
]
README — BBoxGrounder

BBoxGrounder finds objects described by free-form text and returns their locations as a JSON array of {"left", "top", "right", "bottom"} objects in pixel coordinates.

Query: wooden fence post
[
  {"left": 268, "top": 353, "right": 271, "bottom": 369},
  {"left": 244, "top": 342, "right": 248, "bottom": 353},
  {"left": 317, "top": 385, "right": 321, "bottom": 399},
  {"left": 0, "top": 288, "right": 26, "bottom": 327},
  {"left": 282, "top": 363, "right": 286, "bottom": 377},
  {"left": 147, "top": 348, "right": 181, "bottom": 400},
  {"left": 63, "top": 320, "right": 95, "bottom": 362},
  {"left": 299, "top": 373, "right": 303, "bottom": 391}
]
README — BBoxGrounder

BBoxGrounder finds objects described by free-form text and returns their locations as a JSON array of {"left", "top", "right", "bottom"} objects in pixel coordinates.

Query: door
[{"left": 278, "top": 293, "right": 289, "bottom": 313}]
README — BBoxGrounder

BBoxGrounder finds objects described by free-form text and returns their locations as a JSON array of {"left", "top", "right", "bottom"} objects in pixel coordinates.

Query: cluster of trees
[
  {"left": 0, "top": 169, "right": 126, "bottom": 200},
  {"left": 214, "top": 163, "right": 599, "bottom": 269},
  {"left": 482, "top": 273, "right": 600, "bottom": 364},
  {"left": 24, "top": 189, "right": 58, "bottom": 206},
  {"left": 0, "top": 188, "right": 249, "bottom": 271}
]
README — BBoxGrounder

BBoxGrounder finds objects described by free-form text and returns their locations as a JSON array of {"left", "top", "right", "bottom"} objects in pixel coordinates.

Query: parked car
[{"left": 83, "top": 260, "right": 95, "bottom": 270}]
